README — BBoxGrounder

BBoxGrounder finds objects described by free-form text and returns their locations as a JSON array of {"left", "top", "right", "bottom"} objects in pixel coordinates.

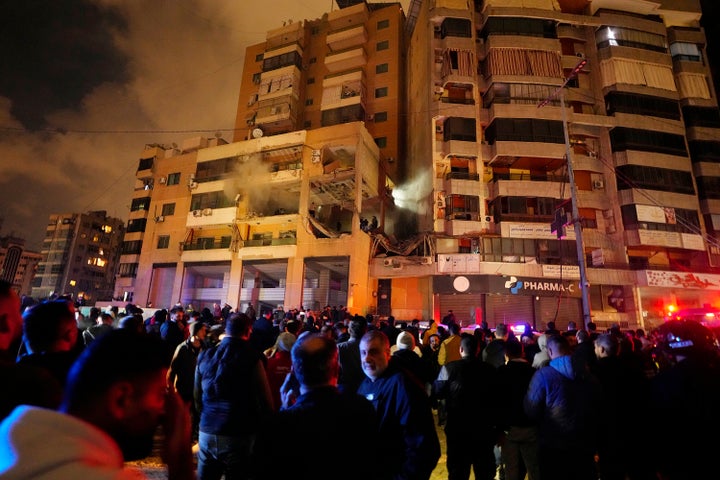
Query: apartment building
[
  {"left": 31, "top": 210, "right": 124, "bottom": 303},
  {"left": 116, "top": 2, "right": 404, "bottom": 315},
  {"left": 0, "top": 236, "right": 41, "bottom": 296},
  {"left": 399, "top": 0, "right": 720, "bottom": 330}
]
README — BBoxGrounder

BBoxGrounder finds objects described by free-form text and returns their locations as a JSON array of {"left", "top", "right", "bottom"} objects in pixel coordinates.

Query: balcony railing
[
  {"left": 445, "top": 172, "right": 480, "bottom": 181},
  {"left": 445, "top": 212, "right": 481, "bottom": 221},
  {"left": 492, "top": 173, "right": 569, "bottom": 183},
  {"left": 182, "top": 237, "right": 231, "bottom": 251},
  {"left": 439, "top": 97, "right": 475, "bottom": 105},
  {"left": 242, "top": 237, "right": 297, "bottom": 247}
]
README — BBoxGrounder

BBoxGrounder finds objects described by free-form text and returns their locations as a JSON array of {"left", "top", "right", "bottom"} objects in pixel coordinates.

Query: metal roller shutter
[
  {"left": 537, "top": 296, "right": 582, "bottom": 331},
  {"left": 487, "top": 295, "right": 534, "bottom": 329},
  {"left": 438, "top": 294, "right": 483, "bottom": 326}
]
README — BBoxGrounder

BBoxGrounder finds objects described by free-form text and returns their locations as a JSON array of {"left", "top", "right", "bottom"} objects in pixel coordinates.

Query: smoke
[
  {"left": 229, "top": 154, "right": 299, "bottom": 216},
  {"left": 391, "top": 169, "right": 432, "bottom": 215}
]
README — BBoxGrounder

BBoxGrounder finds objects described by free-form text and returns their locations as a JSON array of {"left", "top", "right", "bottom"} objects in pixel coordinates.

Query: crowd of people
[{"left": 1, "top": 281, "right": 719, "bottom": 480}]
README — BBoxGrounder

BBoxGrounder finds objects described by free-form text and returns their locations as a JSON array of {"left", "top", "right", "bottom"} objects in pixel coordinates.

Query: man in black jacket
[
  {"left": 435, "top": 334, "right": 500, "bottom": 480},
  {"left": 194, "top": 313, "right": 273, "bottom": 480},
  {"left": 253, "top": 334, "right": 377, "bottom": 479}
]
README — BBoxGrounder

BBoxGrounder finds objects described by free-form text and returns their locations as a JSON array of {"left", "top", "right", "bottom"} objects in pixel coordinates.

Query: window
[
  {"left": 167, "top": 172, "right": 181, "bottom": 185},
  {"left": 441, "top": 17, "right": 473, "bottom": 38},
  {"left": 376, "top": 40, "right": 389, "bottom": 51},
  {"left": 375, "top": 87, "right": 388, "bottom": 98},
  {"left": 377, "top": 19, "right": 390, "bottom": 30},
  {"left": 443, "top": 117, "right": 477, "bottom": 142},
  {"left": 595, "top": 26, "right": 667, "bottom": 53},
  {"left": 305, "top": 98, "right": 314, "bottom": 106},
  {"left": 321, "top": 104, "right": 365, "bottom": 127},
  {"left": 610, "top": 127, "right": 687, "bottom": 157},
  {"left": 670, "top": 42, "right": 702, "bottom": 62},
  {"left": 682, "top": 106, "right": 720, "bottom": 128},
  {"left": 118, "top": 263, "right": 138, "bottom": 278},
  {"left": 605, "top": 91, "right": 680, "bottom": 120},
  {"left": 446, "top": 194, "right": 480, "bottom": 220},
  {"left": 311, "top": 26, "right": 320, "bottom": 35},
  {"left": 121, "top": 240, "right": 143, "bottom": 255},
  {"left": 375, "top": 137, "right": 387, "bottom": 148},
  {"left": 616, "top": 165, "right": 695, "bottom": 195},
  {"left": 137, "top": 157, "right": 153, "bottom": 171},
  {"left": 157, "top": 235, "right": 170, "bottom": 249},
  {"left": 127, "top": 218, "right": 147, "bottom": 233},
  {"left": 374, "top": 111, "right": 388, "bottom": 122},
  {"left": 195, "top": 157, "right": 239, "bottom": 182},
  {"left": 262, "top": 51, "right": 302, "bottom": 72},
  {"left": 255, "top": 53, "right": 264, "bottom": 62},
  {"left": 479, "top": 17, "right": 555, "bottom": 39},
  {"left": 307, "top": 77, "right": 315, "bottom": 84},
  {"left": 161, "top": 203, "right": 176, "bottom": 216},
  {"left": 252, "top": 72, "right": 261, "bottom": 84},
  {"left": 376, "top": 63, "right": 389, "bottom": 74},
  {"left": 190, "top": 191, "right": 234, "bottom": 211},
  {"left": 484, "top": 118, "right": 563, "bottom": 144},
  {"left": 130, "top": 197, "right": 151, "bottom": 212}
]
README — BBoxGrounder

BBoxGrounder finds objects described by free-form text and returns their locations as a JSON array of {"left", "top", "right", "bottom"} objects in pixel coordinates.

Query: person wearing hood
[{"left": 524, "top": 334, "right": 601, "bottom": 480}]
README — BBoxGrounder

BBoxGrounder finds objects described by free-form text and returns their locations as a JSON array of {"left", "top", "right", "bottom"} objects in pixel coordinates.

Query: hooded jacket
[
  {"left": 524, "top": 354, "right": 600, "bottom": 452},
  {"left": 0, "top": 405, "right": 145, "bottom": 479}
]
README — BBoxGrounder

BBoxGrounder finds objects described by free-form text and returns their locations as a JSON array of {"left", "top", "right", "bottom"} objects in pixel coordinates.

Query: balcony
[
  {"left": 325, "top": 47, "right": 367, "bottom": 74},
  {"left": 186, "top": 206, "right": 236, "bottom": 227},
  {"left": 182, "top": 236, "right": 231, "bottom": 251},
  {"left": 327, "top": 24, "right": 367, "bottom": 51},
  {"left": 445, "top": 171, "right": 480, "bottom": 181},
  {"left": 242, "top": 237, "right": 297, "bottom": 247},
  {"left": 327, "top": 2, "right": 368, "bottom": 31},
  {"left": 255, "top": 101, "right": 297, "bottom": 130}
]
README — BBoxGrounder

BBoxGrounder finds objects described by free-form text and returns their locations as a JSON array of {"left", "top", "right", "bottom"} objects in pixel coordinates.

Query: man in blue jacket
[
  {"left": 358, "top": 330, "right": 440, "bottom": 480},
  {"left": 524, "top": 334, "right": 600, "bottom": 480}
]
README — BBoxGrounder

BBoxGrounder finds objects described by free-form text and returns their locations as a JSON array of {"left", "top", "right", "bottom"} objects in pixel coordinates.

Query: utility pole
[{"left": 539, "top": 58, "right": 592, "bottom": 329}]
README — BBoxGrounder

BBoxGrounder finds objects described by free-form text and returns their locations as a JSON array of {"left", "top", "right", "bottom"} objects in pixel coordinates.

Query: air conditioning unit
[
  {"left": 158, "top": 176, "right": 166, "bottom": 184},
  {"left": 188, "top": 181, "right": 198, "bottom": 190},
  {"left": 155, "top": 216, "right": 164, "bottom": 223},
  {"left": 434, "top": 86, "right": 444, "bottom": 95},
  {"left": 193, "top": 210, "right": 202, "bottom": 217},
  {"left": 420, "top": 256, "right": 433, "bottom": 265},
  {"left": 437, "top": 198, "right": 445, "bottom": 208},
  {"left": 202, "top": 208, "right": 213, "bottom": 216},
  {"left": 383, "top": 258, "right": 394, "bottom": 267},
  {"left": 593, "top": 179, "right": 605, "bottom": 189}
]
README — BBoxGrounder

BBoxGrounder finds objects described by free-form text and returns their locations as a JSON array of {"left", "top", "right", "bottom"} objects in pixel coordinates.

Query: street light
[{"left": 539, "top": 58, "right": 592, "bottom": 329}]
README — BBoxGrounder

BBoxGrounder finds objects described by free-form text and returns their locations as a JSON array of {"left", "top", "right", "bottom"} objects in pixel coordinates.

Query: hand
[{"left": 279, "top": 372, "right": 299, "bottom": 409}]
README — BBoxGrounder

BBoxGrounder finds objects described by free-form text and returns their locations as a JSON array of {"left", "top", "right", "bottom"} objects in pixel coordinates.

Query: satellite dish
[{"left": 252, "top": 128, "right": 264, "bottom": 139}]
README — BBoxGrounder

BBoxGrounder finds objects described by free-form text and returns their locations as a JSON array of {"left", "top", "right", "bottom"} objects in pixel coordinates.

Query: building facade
[
  {"left": 115, "top": 0, "right": 406, "bottom": 315},
  {"left": 0, "top": 236, "right": 41, "bottom": 296},
  {"left": 398, "top": 0, "right": 720, "bottom": 331},
  {"left": 31, "top": 211, "right": 125, "bottom": 303},
  {"left": 122, "top": 0, "right": 720, "bottom": 332}
]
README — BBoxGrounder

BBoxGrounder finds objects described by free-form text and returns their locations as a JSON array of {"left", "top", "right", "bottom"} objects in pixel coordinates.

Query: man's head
[
  {"left": 504, "top": 337, "right": 524, "bottom": 361},
  {"left": 349, "top": 317, "right": 367, "bottom": 339},
  {"left": 189, "top": 321, "right": 207, "bottom": 341},
  {"left": 360, "top": 330, "right": 391, "bottom": 381},
  {"left": 98, "top": 312, "right": 114, "bottom": 325},
  {"left": 22, "top": 299, "right": 77, "bottom": 354},
  {"left": 291, "top": 334, "right": 338, "bottom": 391},
  {"left": 545, "top": 334, "right": 571, "bottom": 360},
  {"left": 448, "top": 322, "right": 461, "bottom": 336},
  {"left": 428, "top": 333, "right": 440, "bottom": 350},
  {"left": 225, "top": 313, "right": 253, "bottom": 338},
  {"left": 495, "top": 323, "right": 508, "bottom": 340},
  {"left": 459, "top": 333, "right": 478, "bottom": 358},
  {"left": 594, "top": 333, "right": 617, "bottom": 359},
  {"left": 396, "top": 331, "right": 415, "bottom": 351},
  {"left": 61, "top": 329, "right": 169, "bottom": 461},
  {"left": 567, "top": 320, "right": 577, "bottom": 331},
  {"left": 0, "top": 280, "right": 22, "bottom": 352},
  {"left": 170, "top": 307, "right": 184, "bottom": 323}
]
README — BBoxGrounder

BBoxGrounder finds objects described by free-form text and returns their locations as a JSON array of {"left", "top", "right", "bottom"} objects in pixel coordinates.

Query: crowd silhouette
[{"left": 1, "top": 282, "right": 719, "bottom": 480}]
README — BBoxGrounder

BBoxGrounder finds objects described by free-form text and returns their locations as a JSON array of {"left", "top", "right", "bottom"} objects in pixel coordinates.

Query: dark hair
[
  {"left": 291, "top": 334, "right": 338, "bottom": 388},
  {"left": 0, "top": 280, "right": 12, "bottom": 300},
  {"left": 226, "top": 313, "right": 252, "bottom": 337},
  {"left": 22, "top": 300, "right": 75, "bottom": 353},
  {"left": 460, "top": 333, "right": 478, "bottom": 357},
  {"left": 546, "top": 334, "right": 570, "bottom": 355},
  {"left": 448, "top": 322, "right": 461, "bottom": 335},
  {"left": 349, "top": 317, "right": 368, "bottom": 338},
  {"left": 62, "top": 329, "right": 167, "bottom": 411},
  {"left": 504, "top": 337, "right": 523, "bottom": 359}
]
